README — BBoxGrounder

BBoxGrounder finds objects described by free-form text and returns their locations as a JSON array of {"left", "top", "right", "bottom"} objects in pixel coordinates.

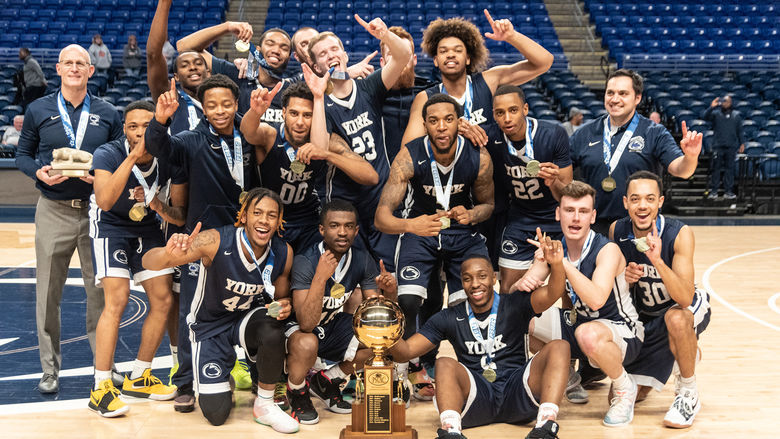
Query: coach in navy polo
[
  {"left": 16, "top": 44, "right": 123, "bottom": 394},
  {"left": 569, "top": 69, "right": 702, "bottom": 234}
]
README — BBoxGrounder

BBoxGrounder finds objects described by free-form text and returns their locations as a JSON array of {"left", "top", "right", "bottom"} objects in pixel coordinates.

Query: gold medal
[
  {"left": 439, "top": 216, "right": 451, "bottom": 230},
  {"left": 482, "top": 368, "right": 497, "bottom": 383},
  {"left": 235, "top": 40, "right": 250, "bottom": 52},
  {"left": 239, "top": 191, "right": 248, "bottom": 205},
  {"left": 267, "top": 301, "right": 282, "bottom": 318},
  {"left": 290, "top": 159, "right": 305, "bottom": 175},
  {"left": 601, "top": 176, "right": 617, "bottom": 192},
  {"left": 634, "top": 236, "right": 650, "bottom": 253},
  {"left": 526, "top": 160, "right": 541, "bottom": 177},
  {"left": 128, "top": 203, "right": 146, "bottom": 222},
  {"left": 330, "top": 282, "right": 346, "bottom": 299}
]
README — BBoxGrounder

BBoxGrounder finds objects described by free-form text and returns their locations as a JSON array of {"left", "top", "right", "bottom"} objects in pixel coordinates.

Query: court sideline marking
[{"left": 702, "top": 246, "right": 780, "bottom": 332}]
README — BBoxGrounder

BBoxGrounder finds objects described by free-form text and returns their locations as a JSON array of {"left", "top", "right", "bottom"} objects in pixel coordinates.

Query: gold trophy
[
  {"left": 49, "top": 148, "right": 93, "bottom": 177},
  {"left": 341, "top": 297, "right": 417, "bottom": 439}
]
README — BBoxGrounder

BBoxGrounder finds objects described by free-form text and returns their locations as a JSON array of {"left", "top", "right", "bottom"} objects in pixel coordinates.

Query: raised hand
[
  {"left": 645, "top": 221, "right": 663, "bottom": 264},
  {"left": 680, "top": 120, "right": 703, "bottom": 158},
  {"left": 624, "top": 262, "right": 644, "bottom": 284},
  {"left": 166, "top": 221, "right": 201, "bottom": 258},
  {"left": 346, "top": 51, "right": 377, "bottom": 79},
  {"left": 234, "top": 57, "right": 249, "bottom": 79},
  {"left": 315, "top": 249, "right": 339, "bottom": 279},
  {"left": 227, "top": 21, "right": 253, "bottom": 43},
  {"left": 156, "top": 78, "right": 180, "bottom": 124},
  {"left": 375, "top": 260, "right": 397, "bottom": 294},
  {"left": 302, "top": 63, "right": 331, "bottom": 99},
  {"left": 483, "top": 9, "right": 515, "bottom": 42},
  {"left": 355, "top": 14, "right": 388, "bottom": 41},
  {"left": 248, "top": 81, "right": 283, "bottom": 115}
]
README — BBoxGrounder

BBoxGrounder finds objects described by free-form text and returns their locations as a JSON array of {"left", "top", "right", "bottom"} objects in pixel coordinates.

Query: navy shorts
[
  {"left": 499, "top": 223, "right": 563, "bottom": 271},
  {"left": 279, "top": 222, "right": 321, "bottom": 255},
  {"left": 396, "top": 231, "right": 488, "bottom": 305},
  {"left": 285, "top": 312, "right": 360, "bottom": 363},
  {"left": 626, "top": 289, "right": 711, "bottom": 391},
  {"left": 455, "top": 359, "right": 539, "bottom": 428},
  {"left": 91, "top": 234, "right": 173, "bottom": 287}
]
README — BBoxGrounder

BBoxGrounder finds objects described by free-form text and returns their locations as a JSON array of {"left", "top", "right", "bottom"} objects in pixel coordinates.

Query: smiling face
[
  {"left": 174, "top": 52, "right": 209, "bottom": 94},
  {"left": 260, "top": 31, "right": 291, "bottom": 71},
  {"left": 310, "top": 35, "right": 348, "bottom": 75},
  {"left": 624, "top": 178, "right": 664, "bottom": 232},
  {"left": 56, "top": 45, "right": 95, "bottom": 90},
  {"left": 433, "top": 36, "right": 469, "bottom": 79},
  {"left": 424, "top": 101, "right": 459, "bottom": 153},
  {"left": 241, "top": 196, "right": 282, "bottom": 249},
  {"left": 283, "top": 97, "right": 313, "bottom": 147},
  {"left": 202, "top": 87, "right": 237, "bottom": 135},
  {"left": 461, "top": 257, "right": 496, "bottom": 312},
  {"left": 556, "top": 195, "right": 596, "bottom": 242},
  {"left": 493, "top": 93, "right": 529, "bottom": 141},
  {"left": 319, "top": 209, "right": 358, "bottom": 255},
  {"left": 604, "top": 76, "right": 641, "bottom": 122}
]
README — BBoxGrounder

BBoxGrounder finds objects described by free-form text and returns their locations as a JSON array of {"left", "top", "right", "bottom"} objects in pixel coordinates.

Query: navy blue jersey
[
  {"left": 613, "top": 215, "right": 686, "bottom": 321},
  {"left": 564, "top": 231, "right": 641, "bottom": 335},
  {"left": 169, "top": 89, "right": 203, "bottom": 135},
  {"left": 290, "top": 241, "right": 379, "bottom": 326},
  {"left": 89, "top": 138, "right": 174, "bottom": 238},
  {"left": 418, "top": 291, "right": 538, "bottom": 380},
  {"left": 486, "top": 118, "right": 571, "bottom": 232},
  {"left": 425, "top": 73, "right": 495, "bottom": 132},
  {"left": 323, "top": 70, "right": 390, "bottom": 214},
  {"left": 382, "top": 83, "right": 427, "bottom": 163},
  {"left": 570, "top": 113, "right": 682, "bottom": 220},
  {"left": 145, "top": 117, "right": 255, "bottom": 231},
  {"left": 190, "top": 225, "right": 289, "bottom": 341},
  {"left": 15, "top": 91, "right": 123, "bottom": 200},
  {"left": 258, "top": 127, "right": 325, "bottom": 226},
  {"left": 403, "top": 135, "right": 481, "bottom": 233}
]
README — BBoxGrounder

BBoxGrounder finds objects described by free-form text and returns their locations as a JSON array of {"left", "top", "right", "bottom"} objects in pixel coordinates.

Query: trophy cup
[
  {"left": 341, "top": 297, "right": 417, "bottom": 439},
  {"left": 49, "top": 148, "right": 93, "bottom": 177}
]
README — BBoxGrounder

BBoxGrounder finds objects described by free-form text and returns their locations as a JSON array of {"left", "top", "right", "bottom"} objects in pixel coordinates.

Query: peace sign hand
[{"left": 303, "top": 63, "right": 331, "bottom": 99}]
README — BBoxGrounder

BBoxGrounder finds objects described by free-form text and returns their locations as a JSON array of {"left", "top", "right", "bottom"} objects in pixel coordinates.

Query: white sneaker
[
  {"left": 253, "top": 396, "right": 300, "bottom": 433},
  {"left": 663, "top": 389, "right": 700, "bottom": 428},
  {"left": 565, "top": 367, "right": 588, "bottom": 404},
  {"left": 603, "top": 375, "right": 637, "bottom": 427}
]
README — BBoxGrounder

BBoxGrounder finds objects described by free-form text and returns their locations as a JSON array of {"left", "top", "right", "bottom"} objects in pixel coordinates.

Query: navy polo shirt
[
  {"left": 16, "top": 91, "right": 123, "bottom": 200},
  {"left": 569, "top": 112, "right": 682, "bottom": 220}
]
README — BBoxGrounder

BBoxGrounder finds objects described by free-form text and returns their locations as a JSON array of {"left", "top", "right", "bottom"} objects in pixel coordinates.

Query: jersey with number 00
[
  {"left": 613, "top": 215, "right": 685, "bottom": 322},
  {"left": 487, "top": 119, "right": 571, "bottom": 232},
  {"left": 258, "top": 128, "right": 325, "bottom": 226},
  {"left": 323, "top": 70, "right": 390, "bottom": 214},
  {"left": 189, "top": 225, "right": 288, "bottom": 341}
]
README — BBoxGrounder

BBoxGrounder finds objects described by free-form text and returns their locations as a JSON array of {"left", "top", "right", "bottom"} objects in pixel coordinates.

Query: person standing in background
[
  {"left": 703, "top": 95, "right": 744, "bottom": 200},
  {"left": 123, "top": 35, "right": 143, "bottom": 78}
]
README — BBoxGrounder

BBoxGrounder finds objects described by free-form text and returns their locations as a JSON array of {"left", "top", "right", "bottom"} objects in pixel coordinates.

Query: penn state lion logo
[
  {"left": 202, "top": 362, "right": 222, "bottom": 379},
  {"left": 501, "top": 240, "right": 518, "bottom": 255},
  {"left": 628, "top": 136, "right": 645, "bottom": 152},
  {"left": 113, "top": 250, "right": 128, "bottom": 265},
  {"left": 400, "top": 266, "right": 420, "bottom": 281}
]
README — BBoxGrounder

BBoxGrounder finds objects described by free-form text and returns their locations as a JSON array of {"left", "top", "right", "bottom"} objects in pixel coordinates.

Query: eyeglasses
[{"left": 59, "top": 60, "right": 90, "bottom": 69}]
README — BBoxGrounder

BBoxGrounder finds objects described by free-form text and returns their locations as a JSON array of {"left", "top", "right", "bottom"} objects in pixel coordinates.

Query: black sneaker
[
  {"left": 436, "top": 428, "right": 467, "bottom": 438},
  {"left": 288, "top": 384, "right": 319, "bottom": 425},
  {"left": 525, "top": 420, "right": 560, "bottom": 438},
  {"left": 309, "top": 371, "right": 352, "bottom": 414}
]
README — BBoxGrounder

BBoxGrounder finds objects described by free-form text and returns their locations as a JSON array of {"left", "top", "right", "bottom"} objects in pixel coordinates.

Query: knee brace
[{"left": 198, "top": 391, "right": 232, "bottom": 426}]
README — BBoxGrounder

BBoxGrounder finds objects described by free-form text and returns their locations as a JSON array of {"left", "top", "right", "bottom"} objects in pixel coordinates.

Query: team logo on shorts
[
  {"left": 501, "top": 239, "right": 519, "bottom": 255},
  {"left": 399, "top": 266, "right": 420, "bottom": 281},
  {"left": 202, "top": 362, "right": 222, "bottom": 379},
  {"left": 113, "top": 250, "right": 128, "bottom": 265},
  {"left": 628, "top": 136, "right": 645, "bottom": 152},
  {"left": 188, "top": 262, "right": 200, "bottom": 277}
]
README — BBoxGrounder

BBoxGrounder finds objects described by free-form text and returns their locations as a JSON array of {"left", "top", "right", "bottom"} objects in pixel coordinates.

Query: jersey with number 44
[{"left": 323, "top": 70, "right": 390, "bottom": 215}]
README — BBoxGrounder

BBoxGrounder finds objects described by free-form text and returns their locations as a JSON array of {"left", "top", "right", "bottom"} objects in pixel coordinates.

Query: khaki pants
[{"left": 34, "top": 196, "right": 104, "bottom": 375}]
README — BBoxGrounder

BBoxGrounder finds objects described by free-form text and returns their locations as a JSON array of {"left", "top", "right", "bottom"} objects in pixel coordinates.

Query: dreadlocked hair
[
  {"left": 234, "top": 188, "right": 286, "bottom": 233},
  {"left": 422, "top": 17, "right": 489, "bottom": 74}
]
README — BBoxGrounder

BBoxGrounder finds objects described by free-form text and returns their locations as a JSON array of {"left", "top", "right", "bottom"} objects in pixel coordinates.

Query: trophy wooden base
[
  {"left": 49, "top": 169, "right": 90, "bottom": 177},
  {"left": 339, "top": 402, "right": 417, "bottom": 439}
]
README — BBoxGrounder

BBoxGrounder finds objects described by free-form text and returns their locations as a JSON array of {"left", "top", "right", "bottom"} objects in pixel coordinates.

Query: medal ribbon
[
  {"left": 602, "top": 112, "right": 639, "bottom": 175},
  {"left": 209, "top": 125, "right": 244, "bottom": 190},
  {"left": 440, "top": 76, "right": 473, "bottom": 120},
  {"left": 318, "top": 242, "right": 352, "bottom": 284},
  {"left": 465, "top": 291, "right": 500, "bottom": 371},
  {"left": 124, "top": 139, "right": 159, "bottom": 206},
  {"left": 241, "top": 229, "right": 276, "bottom": 297},
  {"left": 57, "top": 92, "right": 91, "bottom": 150},
  {"left": 504, "top": 117, "right": 538, "bottom": 161},
  {"left": 179, "top": 91, "right": 202, "bottom": 130},
  {"left": 626, "top": 215, "right": 664, "bottom": 241},
  {"left": 561, "top": 229, "right": 595, "bottom": 306},
  {"left": 246, "top": 42, "right": 284, "bottom": 81},
  {"left": 425, "top": 136, "right": 462, "bottom": 211}
]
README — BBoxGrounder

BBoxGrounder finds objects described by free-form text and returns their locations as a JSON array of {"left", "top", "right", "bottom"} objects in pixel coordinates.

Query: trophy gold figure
[{"left": 341, "top": 297, "right": 417, "bottom": 439}]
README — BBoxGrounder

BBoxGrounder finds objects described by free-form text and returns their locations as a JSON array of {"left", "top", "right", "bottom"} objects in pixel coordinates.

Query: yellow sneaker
[
  {"left": 121, "top": 368, "right": 177, "bottom": 400},
  {"left": 231, "top": 359, "right": 253, "bottom": 390},
  {"left": 168, "top": 363, "right": 179, "bottom": 386},
  {"left": 89, "top": 379, "right": 129, "bottom": 418}
]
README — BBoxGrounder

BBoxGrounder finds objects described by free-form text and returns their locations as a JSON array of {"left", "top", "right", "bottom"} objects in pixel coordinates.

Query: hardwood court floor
[{"left": 1, "top": 223, "right": 779, "bottom": 438}]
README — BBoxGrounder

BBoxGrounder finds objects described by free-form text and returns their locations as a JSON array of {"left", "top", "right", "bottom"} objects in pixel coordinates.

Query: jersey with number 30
[
  {"left": 613, "top": 215, "right": 685, "bottom": 322},
  {"left": 189, "top": 225, "right": 289, "bottom": 341},
  {"left": 323, "top": 70, "right": 390, "bottom": 215}
]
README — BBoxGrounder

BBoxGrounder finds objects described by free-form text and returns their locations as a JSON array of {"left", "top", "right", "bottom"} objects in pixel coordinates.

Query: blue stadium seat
[
  {"left": 756, "top": 131, "right": 775, "bottom": 147},
  {"left": 760, "top": 158, "right": 780, "bottom": 180}
]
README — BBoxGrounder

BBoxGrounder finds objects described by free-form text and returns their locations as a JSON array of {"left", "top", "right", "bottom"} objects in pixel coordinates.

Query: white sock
[
  {"left": 235, "top": 346, "right": 246, "bottom": 360},
  {"left": 439, "top": 410, "right": 462, "bottom": 433},
  {"left": 679, "top": 374, "right": 697, "bottom": 394},
  {"left": 612, "top": 370, "right": 632, "bottom": 392},
  {"left": 325, "top": 365, "right": 348, "bottom": 381},
  {"left": 131, "top": 360, "right": 152, "bottom": 380},
  {"left": 257, "top": 387, "right": 274, "bottom": 402},
  {"left": 536, "top": 402, "right": 559, "bottom": 427},
  {"left": 288, "top": 379, "right": 305, "bottom": 391},
  {"left": 170, "top": 345, "right": 178, "bottom": 367},
  {"left": 94, "top": 369, "right": 112, "bottom": 390}
]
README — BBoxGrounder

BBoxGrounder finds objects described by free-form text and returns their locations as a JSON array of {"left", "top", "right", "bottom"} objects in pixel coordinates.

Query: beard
[{"left": 392, "top": 66, "right": 416, "bottom": 90}]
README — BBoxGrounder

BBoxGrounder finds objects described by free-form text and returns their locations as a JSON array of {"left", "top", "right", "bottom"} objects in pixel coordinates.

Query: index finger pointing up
[
  {"left": 354, "top": 14, "right": 369, "bottom": 28},
  {"left": 170, "top": 77, "right": 176, "bottom": 93},
  {"left": 483, "top": 9, "right": 495, "bottom": 25}
]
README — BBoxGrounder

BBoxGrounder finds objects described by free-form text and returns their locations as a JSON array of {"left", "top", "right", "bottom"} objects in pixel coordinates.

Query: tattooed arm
[
  {"left": 468, "top": 147, "right": 495, "bottom": 224},
  {"left": 149, "top": 182, "right": 187, "bottom": 227},
  {"left": 142, "top": 222, "right": 221, "bottom": 270}
]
